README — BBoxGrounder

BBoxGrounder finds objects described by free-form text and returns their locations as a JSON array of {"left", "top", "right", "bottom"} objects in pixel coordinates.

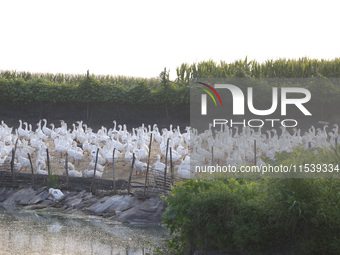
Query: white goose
[
  {"left": 111, "top": 136, "right": 124, "bottom": 151},
  {"left": 83, "top": 169, "right": 103, "bottom": 178},
  {"left": 89, "top": 159, "right": 105, "bottom": 172},
  {"left": 101, "top": 144, "right": 122, "bottom": 163},
  {"left": 176, "top": 165, "right": 191, "bottom": 179},
  {"left": 64, "top": 169, "right": 82, "bottom": 178},
  {"left": 153, "top": 125, "right": 163, "bottom": 143},
  {"left": 54, "top": 137, "right": 68, "bottom": 157},
  {"left": 36, "top": 162, "right": 48, "bottom": 175},
  {"left": 125, "top": 148, "right": 133, "bottom": 162},
  {"left": 60, "top": 159, "right": 75, "bottom": 170},
  {"left": 68, "top": 141, "right": 84, "bottom": 164},
  {"left": 134, "top": 142, "right": 148, "bottom": 161},
  {"left": 152, "top": 154, "right": 165, "bottom": 170},
  {"left": 90, "top": 149, "right": 106, "bottom": 165},
  {"left": 42, "top": 119, "right": 52, "bottom": 136},
  {"left": 36, "top": 150, "right": 47, "bottom": 170},
  {"left": 50, "top": 124, "right": 58, "bottom": 140},
  {"left": 36, "top": 121, "right": 48, "bottom": 141},
  {"left": 17, "top": 151, "right": 31, "bottom": 171},
  {"left": 48, "top": 188, "right": 65, "bottom": 203},
  {"left": 134, "top": 158, "right": 147, "bottom": 175},
  {"left": 17, "top": 120, "right": 27, "bottom": 138}
]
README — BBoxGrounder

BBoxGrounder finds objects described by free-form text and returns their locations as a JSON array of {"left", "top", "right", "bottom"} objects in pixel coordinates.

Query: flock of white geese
[{"left": 0, "top": 119, "right": 338, "bottom": 179}]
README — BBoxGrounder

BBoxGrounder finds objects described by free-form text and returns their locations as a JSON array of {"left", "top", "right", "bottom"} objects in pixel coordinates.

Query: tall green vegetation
[
  {"left": 163, "top": 146, "right": 340, "bottom": 254},
  {"left": 176, "top": 57, "right": 340, "bottom": 84},
  {"left": 0, "top": 71, "right": 189, "bottom": 105},
  {"left": 1, "top": 57, "right": 340, "bottom": 105}
]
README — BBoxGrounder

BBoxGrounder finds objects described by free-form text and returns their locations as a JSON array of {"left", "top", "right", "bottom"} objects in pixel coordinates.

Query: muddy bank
[{"left": 0, "top": 187, "right": 166, "bottom": 225}]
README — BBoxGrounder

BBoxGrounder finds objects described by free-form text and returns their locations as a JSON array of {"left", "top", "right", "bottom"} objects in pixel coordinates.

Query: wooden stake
[
  {"left": 163, "top": 138, "right": 170, "bottom": 193},
  {"left": 27, "top": 153, "right": 34, "bottom": 187},
  {"left": 254, "top": 140, "right": 257, "bottom": 166},
  {"left": 144, "top": 133, "right": 153, "bottom": 199},
  {"left": 10, "top": 138, "right": 19, "bottom": 185},
  {"left": 65, "top": 153, "right": 69, "bottom": 189},
  {"left": 10, "top": 149, "right": 15, "bottom": 185},
  {"left": 127, "top": 153, "right": 135, "bottom": 194},
  {"left": 112, "top": 148, "right": 116, "bottom": 193},
  {"left": 46, "top": 148, "right": 50, "bottom": 176},
  {"left": 170, "top": 147, "right": 174, "bottom": 187},
  {"left": 90, "top": 148, "right": 99, "bottom": 193}
]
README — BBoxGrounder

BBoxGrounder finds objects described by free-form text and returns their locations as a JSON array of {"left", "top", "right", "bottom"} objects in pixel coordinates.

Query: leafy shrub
[
  {"left": 163, "top": 171, "right": 340, "bottom": 254},
  {"left": 0, "top": 75, "right": 190, "bottom": 105},
  {"left": 163, "top": 178, "right": 284, "bottom": 254},
  {"left": 47, "top": 173, "right": 61, "bottom": 189}
]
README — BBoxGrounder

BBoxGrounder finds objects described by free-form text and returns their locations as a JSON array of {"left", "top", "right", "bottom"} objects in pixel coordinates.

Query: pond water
[{"left": 0, "top": 206, "right": 169, "bottom": 255}]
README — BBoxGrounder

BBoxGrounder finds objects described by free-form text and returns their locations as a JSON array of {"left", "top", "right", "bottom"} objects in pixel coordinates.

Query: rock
[
  {"left": 0, "top": 187, "right": 165, "bottom": 224},
  {"left": 17, "top": 188, "right": 38, "bottom": 205},
  {"left": 86, "top": 195, "right": 140, "bottom": 214},
  {"left": 62, "top": 190, "right": 95, "bottom": 209},
  {"left": 112, "top": 197, "right": 165, "bottom": 224},
  {"left": 2, "top": 188, "right": 31, "bottom": 206},
  {"left": 0, "top": 188, "right": 12, "bottom": 202},
  {"left": 27, "top": 187, "right": 49, "bottom": 204}
]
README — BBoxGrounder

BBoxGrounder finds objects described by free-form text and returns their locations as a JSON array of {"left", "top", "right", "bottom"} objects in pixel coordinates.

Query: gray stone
[
  {"left": 0, "top": 188, "right": 12, "bottom": 202},
  {"left": 2, "top": 188, "right": 29, "bottom": 206},
  {"left": 113, "top": 197, "right": 165, "bottom": 224},
  {"left": 87, "top": 195, "right": 139, "bottom": 214},
  {"left": 63, "top": 190, "right": 89, "bottom": 208},
  {"left": 0, "top": 187, "right": 165, "bottom": 225},
  {"left": 27, "top": 188, "right": 49, "bottom": 204},
  {"left": 17, "top": 188, "right": 38, "bottom": 205}
]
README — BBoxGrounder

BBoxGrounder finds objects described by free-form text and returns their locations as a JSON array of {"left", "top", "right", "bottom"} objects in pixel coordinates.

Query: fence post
[
  {"left": 144, "top": 133, "right": 153, "bottom": 199},
  {"left": 11, "top": 149, "right": 15, "bottom": 186},
  {"left": 90, "top": 148, "right": 99, "bottom": 193},
  {"left": 112, "top": 148, "right": 116, "bottom": 193},
  {"left": 254, "top": 139, "right": 257, "bottom": 166},
  {"left": 127, "top": 153, "right": 135, "bottom": 194},
  {"left": 170, "top": 147, "right": 174, "bottom": 187},
  {"left": 163, "top": 138, "right": 170, "bottom": 193},
  {"left": 10, "top": 139, "right": 19, "bottom": 186},
  {"left": 27, "top": 153, "right": 34, "bottom": 187},
  {"left": 65, "top": 153, "right": 69, "bottom": 190},
  {"left": 46, "top": 148, "right": 50, "bottom": 176}
]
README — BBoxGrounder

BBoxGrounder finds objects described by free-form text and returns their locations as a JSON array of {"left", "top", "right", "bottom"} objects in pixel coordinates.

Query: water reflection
[{"left": 0, "top": 206, "right": 168, "bottom": 255}]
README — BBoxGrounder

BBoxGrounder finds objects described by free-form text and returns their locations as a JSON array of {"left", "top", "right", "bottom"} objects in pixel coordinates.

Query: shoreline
[{"left": 0, "top": 186, "right": 166, "bottom": 225}]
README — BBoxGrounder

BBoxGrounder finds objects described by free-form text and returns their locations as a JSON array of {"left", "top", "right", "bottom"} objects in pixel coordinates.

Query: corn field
[
  {"left": 176, "top": 57, "right": 340, "bottom": 84},
  {"left": 0, "top": 70, "right": 160, "bottom": 88}
]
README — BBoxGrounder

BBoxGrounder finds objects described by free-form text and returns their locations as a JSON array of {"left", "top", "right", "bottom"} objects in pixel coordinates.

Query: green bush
[
  {"left": 163, "top": 174, "right": 340, "bottom": 254},
  {"left": 163, "top": 178, "right": 284, "bottom": 254},
  {"left": 0, "top": 75, "right": 190, "bottom": 105},
  {"left": 270, "top": 178, "right": 340, "bottom": 254}
]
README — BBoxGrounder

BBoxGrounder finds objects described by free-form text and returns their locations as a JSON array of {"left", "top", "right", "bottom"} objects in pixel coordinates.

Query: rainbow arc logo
[{"left": 197, "top": 82, "right": 222, "bottom": 115}]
